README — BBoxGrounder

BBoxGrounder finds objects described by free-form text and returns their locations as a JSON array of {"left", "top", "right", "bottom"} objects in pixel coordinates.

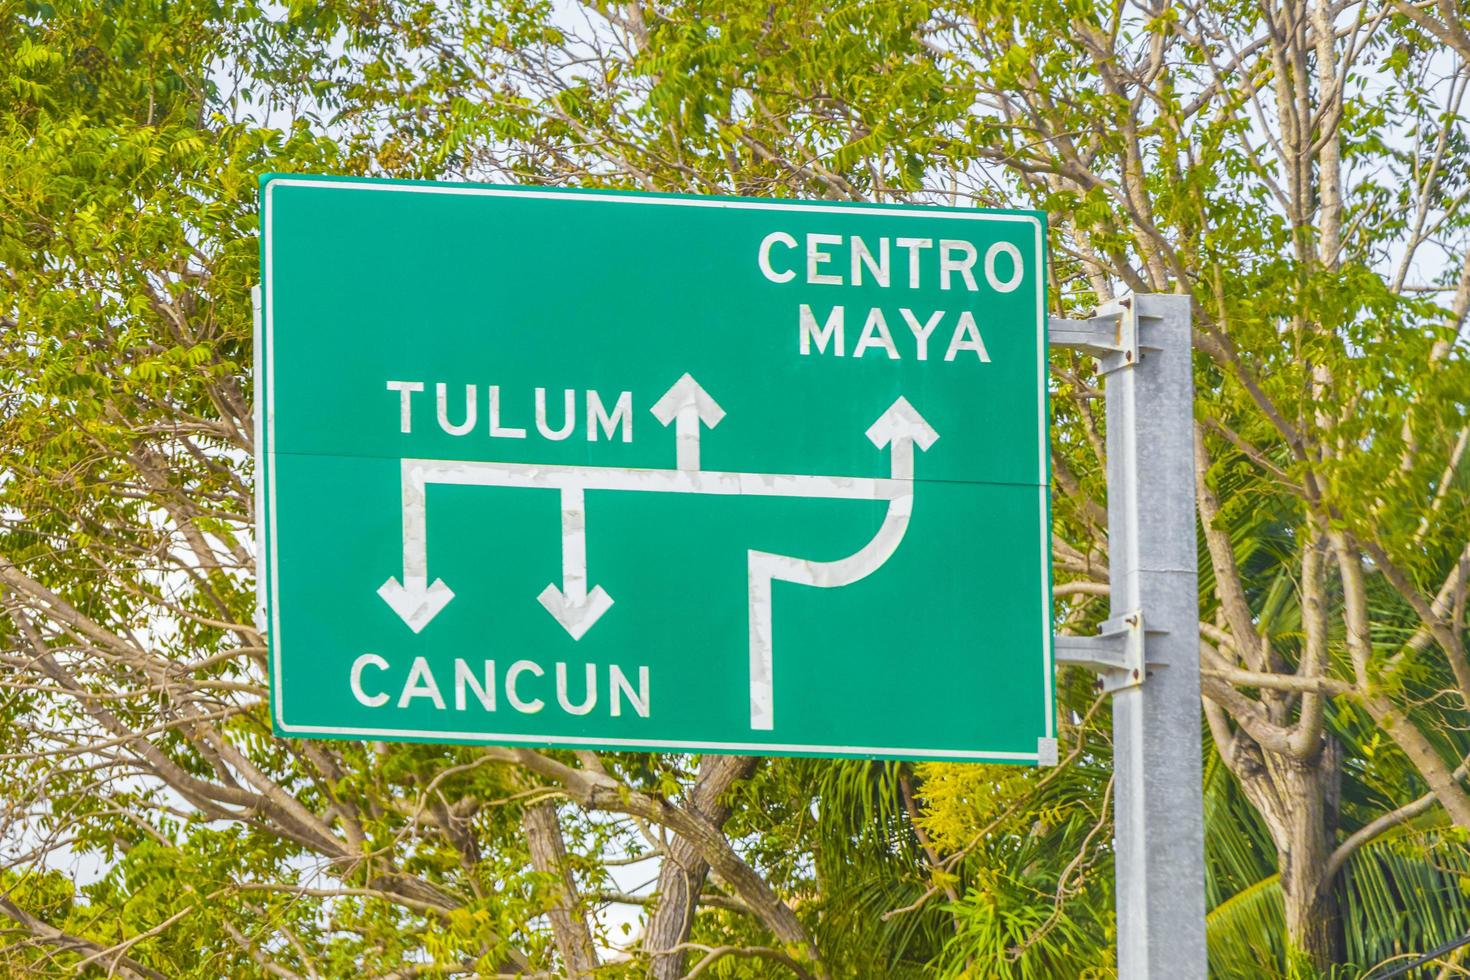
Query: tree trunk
[
  {"left": 1231, "top": 734, "right": 1343, "bottom": 970},
  {"left": 646, "top": 755, "right": 756, "bottom": 979},
  {"left": 1280, "top": 742, "right": 1342, "bottom": 969},
  {"left": 521, "top": 800, "right": 598, "bottom": 977}
]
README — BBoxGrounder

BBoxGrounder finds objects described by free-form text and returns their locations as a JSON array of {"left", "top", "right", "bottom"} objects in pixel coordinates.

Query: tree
[
  {"left": 2, "top": 0, "right": 1468, "bottom": 976},
  {"left": 919, "top": 0, "right": 1469, "bottom": 970}
]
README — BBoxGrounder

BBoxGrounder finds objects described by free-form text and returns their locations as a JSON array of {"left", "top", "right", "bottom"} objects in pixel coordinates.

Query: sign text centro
[{"left": 257, "top": 176, "right": 1053, "bottom": 762}]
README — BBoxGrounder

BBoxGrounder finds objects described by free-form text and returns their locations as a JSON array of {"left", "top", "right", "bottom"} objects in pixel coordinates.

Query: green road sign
[{"left": 257, "top": 175, "right": 1053, "bottom": 762}]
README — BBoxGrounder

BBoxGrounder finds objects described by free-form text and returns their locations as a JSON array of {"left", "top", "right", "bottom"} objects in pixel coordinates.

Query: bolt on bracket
[{"left": 1054, "top": 610, "right": 1154, "bottom": 692}]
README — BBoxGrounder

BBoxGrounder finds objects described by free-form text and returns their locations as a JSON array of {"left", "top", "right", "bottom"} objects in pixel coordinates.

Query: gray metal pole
[
  {"left": 1106, "top": 293, "right": 1206, "bottom": 977},
  {"left": 1050, "top": 293, "right": 1206, "bottom": 976}
]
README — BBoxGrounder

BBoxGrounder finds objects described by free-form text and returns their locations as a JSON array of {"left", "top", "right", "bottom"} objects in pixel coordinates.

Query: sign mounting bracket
[
  {"left": 1048, "top": 297, "right": 1166, "bottom": 374},
  {"left": 1054, "top": 611, "right": 1154, "bottom": 692}
]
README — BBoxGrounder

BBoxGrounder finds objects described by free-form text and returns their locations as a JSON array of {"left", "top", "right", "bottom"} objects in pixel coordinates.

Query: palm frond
[{"left": 1207, "top": 871, "right": 1289, "bottom": 980}]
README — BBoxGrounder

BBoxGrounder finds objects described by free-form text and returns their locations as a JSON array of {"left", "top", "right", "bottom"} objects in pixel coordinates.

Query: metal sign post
[{"left": 1051, "top": 294, "right": 1207, "bottom": 978}]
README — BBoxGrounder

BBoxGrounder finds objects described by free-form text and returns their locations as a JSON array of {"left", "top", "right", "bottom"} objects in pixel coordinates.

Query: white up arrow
[
  {"left": 537, "top": 487, "right": 614, "bottom": 640},
  {"left": 863, "top": 394, "right": 940, "bottom": 464},
  {"left": 650, "top": 373, "right": 725, "bottom": 471}
]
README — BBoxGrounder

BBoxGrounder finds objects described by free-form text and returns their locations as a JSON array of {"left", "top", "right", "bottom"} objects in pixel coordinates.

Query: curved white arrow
[
  {"left": 378, "top": 461, "right": 455, "bottom": 633},
  {"left": 651, "top": 373, "right": 725, "bottom": 471},
  {"left": 537, "top": 487, "right": 614, "bottom": 640},
  {"left": 745, "top": 396, "right": 938, "bottom": 731}
]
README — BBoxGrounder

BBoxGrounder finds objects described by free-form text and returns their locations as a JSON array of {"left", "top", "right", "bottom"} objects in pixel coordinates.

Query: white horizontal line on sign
[
  {"left": 404, "top": 457, "right": 909, "bottom": 500},
  {"left": 268, "top": 717, "right": 1041, "bottom": 762},
  {"left": 264, "top": 177, "right": 1045, "bottom": 226}
]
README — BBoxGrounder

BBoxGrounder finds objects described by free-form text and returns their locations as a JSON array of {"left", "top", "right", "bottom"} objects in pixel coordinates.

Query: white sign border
[{"left": 260, "top": 176, "right": 1053, "bottom": 763}]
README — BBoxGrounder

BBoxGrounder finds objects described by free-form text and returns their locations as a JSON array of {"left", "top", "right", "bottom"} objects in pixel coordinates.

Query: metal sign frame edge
[{"left": 253, "top": 177, "right": 1056, "bottom": 763}]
